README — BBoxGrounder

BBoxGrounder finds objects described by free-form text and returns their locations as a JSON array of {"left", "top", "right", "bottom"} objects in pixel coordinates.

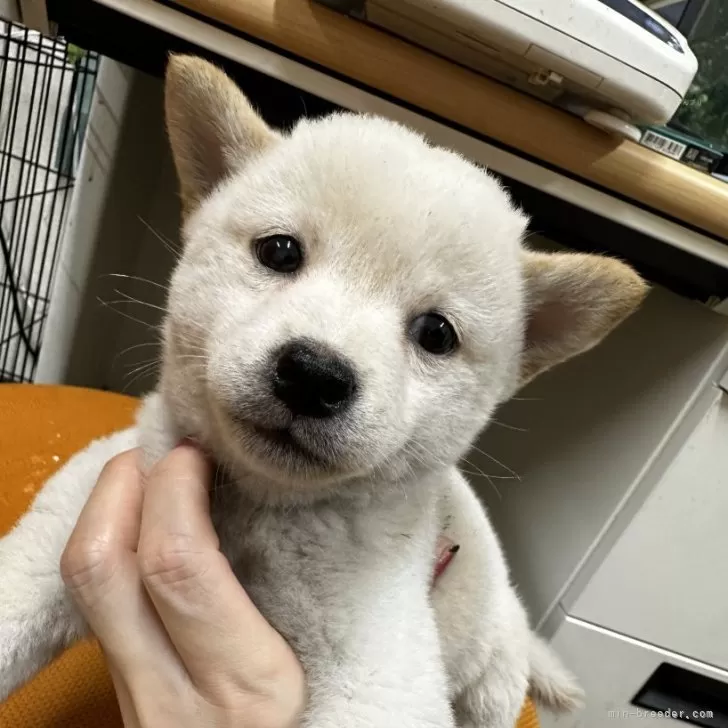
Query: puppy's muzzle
[{"left": 272, "top": 339, "right": 357, "bottom": 419}]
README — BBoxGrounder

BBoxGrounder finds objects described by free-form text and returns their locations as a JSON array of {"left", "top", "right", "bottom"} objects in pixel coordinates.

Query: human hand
[{"left": 61, "top": 444, "right": 305, "bottom": 728}]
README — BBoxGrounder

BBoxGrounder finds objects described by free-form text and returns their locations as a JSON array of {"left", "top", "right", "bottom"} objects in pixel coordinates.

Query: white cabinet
[
  {"left": 541, "top": 616, "right": 728, "bottom": 728},
  {"left": 572, "top": 386, "right": 728, "bottom": 671},
  {"left": 472, "top": 286, "right": 728, "bottom": 631}
]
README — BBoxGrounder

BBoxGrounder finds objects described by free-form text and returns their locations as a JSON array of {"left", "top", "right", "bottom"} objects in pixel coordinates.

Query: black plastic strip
[{"left": 633, "top": 662, "right": 728, "bottom": 728}]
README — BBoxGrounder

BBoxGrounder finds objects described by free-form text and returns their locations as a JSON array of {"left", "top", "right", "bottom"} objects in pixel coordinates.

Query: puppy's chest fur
[{"left": 209, "top": 471, "right": 443, "bottom": 666}]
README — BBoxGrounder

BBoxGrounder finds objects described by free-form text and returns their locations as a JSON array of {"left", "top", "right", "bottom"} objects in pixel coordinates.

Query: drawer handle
[{"left": 633, "top": 662, "right": 728, "bottom": 727}]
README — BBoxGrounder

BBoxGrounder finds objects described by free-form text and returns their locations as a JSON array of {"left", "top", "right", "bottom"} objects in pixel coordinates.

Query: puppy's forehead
[{"left": 224, "top": 114, "right": 526, "bottom": 299}]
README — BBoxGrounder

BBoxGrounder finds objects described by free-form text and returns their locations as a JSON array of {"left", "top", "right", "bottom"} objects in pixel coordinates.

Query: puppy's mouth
[
  {"left": 228, "top": 413, "right": 330, "bottom": 468},
  {"left": 251, "top": 424, "right": 326, "bottom": 464},
  {"left": 214, "top": 403, "right": 389, "bottom": 486}
]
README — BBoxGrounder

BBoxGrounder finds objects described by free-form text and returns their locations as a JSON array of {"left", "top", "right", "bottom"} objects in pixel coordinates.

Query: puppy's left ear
[
  {"left": 165, "top": 54, "right": 280, "bottom": 215},
  {"left": 520, "top": 251, "right": 648, "bottom": 385}
]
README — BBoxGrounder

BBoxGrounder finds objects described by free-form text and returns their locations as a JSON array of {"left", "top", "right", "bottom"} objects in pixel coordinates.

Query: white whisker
[
  {"left": 459, "top": 456, "right": 503, "bottom": 499},
  {"left": 123, "top": 362, "right": 160, "bottom": 392},
  {"left": 467, "top": 444, "right": 521, "bottom": 481},
  {"left": 138, "top": 216, "right": 180, "bottom": 257},
  {"left": 104, "top": 272, "right": 169, "bottom": 291},
  {"left": 490, "top": 418, "right": 528, "bottom": 433},
  {"left": 97, "top": 297, "right": 156, "bottom": 329},
  {"left": 124, "top": 358, "right": 160, "bottom": 380},
  {"left": 109, "top": 289, "right": 168, "bottom": 314}
]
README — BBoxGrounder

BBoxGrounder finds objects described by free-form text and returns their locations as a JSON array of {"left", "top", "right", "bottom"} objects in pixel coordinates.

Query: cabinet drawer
[
  {"left": 571, "top": 385, "right": 728, "bottom": 670},
  {"left": 541, "top": 616, "right": 728, "bottom": 728}
]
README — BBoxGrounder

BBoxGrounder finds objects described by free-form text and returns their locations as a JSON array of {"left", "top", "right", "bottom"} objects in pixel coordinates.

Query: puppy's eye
[
  {"left": 255, "top": 235, "right": 303, "bottom": 273},
  {"left": 410, "top": 313, "right": 458, "bottom": 355}
]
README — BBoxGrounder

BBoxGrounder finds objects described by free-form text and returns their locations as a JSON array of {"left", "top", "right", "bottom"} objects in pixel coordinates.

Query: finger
[
  {"left": 105, "top": 662, "right": 141, "bottom": 728},
  {"left": 61, "top": 450, "right": 186, "bottom": 689},
  {"left": 61, "top": 450, "right": 144, "bottom": 614},
  {"left": 63, "top": 449, "right": 143, "bottom": 563},
  {"left": 138, "top": 444, "right": 294, "bottom": 698}
]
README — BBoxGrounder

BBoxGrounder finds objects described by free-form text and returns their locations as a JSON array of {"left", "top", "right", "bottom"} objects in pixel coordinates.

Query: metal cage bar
[{"left": 0, "top": 20, "right": 97, "bottom": 382}]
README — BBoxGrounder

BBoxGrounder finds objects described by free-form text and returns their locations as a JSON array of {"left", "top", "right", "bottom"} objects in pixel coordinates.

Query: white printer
[{"left": 317, "top": 0, "right": 698, "bottom": 141}]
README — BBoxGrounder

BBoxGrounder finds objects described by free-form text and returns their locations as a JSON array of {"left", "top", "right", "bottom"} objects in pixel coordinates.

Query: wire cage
[{"left": 0, "top": 21, "right": 98, "bottom": 383}]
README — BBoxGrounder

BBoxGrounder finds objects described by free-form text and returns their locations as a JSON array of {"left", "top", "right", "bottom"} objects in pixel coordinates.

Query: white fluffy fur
[{"left": 0, "top": 56, "right": 648, "bottom": 726}]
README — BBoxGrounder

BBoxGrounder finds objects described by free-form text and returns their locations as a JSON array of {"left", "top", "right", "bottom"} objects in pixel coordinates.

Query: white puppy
[{"left": 0, "top": 56, "right": 647, "bottom": 727}]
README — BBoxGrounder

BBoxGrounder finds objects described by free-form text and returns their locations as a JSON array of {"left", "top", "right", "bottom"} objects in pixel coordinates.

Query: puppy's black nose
[{"left": 273, "top": 340, "right": 357, "bottom": 419}]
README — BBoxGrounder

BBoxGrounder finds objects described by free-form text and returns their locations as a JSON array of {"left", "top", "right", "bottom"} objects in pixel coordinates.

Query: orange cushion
[
  {"left": 0, "top": 384, "right": 137, "bottom": 728},
  {"left": 0, "top": 383, "right": 539, "bottom": 727}
]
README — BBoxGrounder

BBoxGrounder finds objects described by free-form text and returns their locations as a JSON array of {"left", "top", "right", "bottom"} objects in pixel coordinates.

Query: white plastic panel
[
  {"left": 572, "top": 385, "right": 728, "bottom": 670},
  {"left": 472, "top": 285, "right": 728, "bottom": 628},
  {"left": 541, "top": 616, "right": 728, "bottom": 728}
]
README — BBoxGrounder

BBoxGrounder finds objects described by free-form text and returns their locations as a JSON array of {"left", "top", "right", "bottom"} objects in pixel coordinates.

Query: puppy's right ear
[
  {"left": 165, "top": 55, "right": 280, "bottom": 215},
  {"left": 519, "top": 251, "right": 647, "bottom": 386}
]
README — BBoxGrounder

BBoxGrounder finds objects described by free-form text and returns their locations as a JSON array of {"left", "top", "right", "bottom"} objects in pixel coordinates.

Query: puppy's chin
[{"left": 207, "top": 401, "right": 368, "bottom": 495}]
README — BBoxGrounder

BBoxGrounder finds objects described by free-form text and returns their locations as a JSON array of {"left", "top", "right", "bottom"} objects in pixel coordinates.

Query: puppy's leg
[
  {"left": 433, "top": 470, "right": 580, "bottom": 728},
  {"left": 0, "top": 428, "right": 138, "bottom": 701},
  {"left": 452, "top": 653, "right": 529, "bottom": 728},
  {"left": 447, "top": 601, "right": 530, "bottom": 728},
  {"left": 453, "top": 635, "right": 583, "bottom": 727}
]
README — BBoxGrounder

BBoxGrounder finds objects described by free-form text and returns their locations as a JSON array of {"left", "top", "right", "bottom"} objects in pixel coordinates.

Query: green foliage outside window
[{"left": 671, "top": 0, "right": 728, "bottom": 149}]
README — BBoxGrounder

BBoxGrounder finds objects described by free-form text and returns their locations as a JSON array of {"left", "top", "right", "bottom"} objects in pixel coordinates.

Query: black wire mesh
[{"left": 0, "top": 21, "right": 98, "bottom": 382}]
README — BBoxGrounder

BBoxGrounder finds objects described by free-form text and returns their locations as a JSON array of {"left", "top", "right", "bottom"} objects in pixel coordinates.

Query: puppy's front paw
[
  {"left": 453, "top": 664, "right": 529, "bottom": 728},
  {"left": 0, "top": 428, "right": 138, "bottom": 700},
  {"left": 528, "top": 636, "right": 584, "bottom": 713},
  {"left": 0, "top": 620, "right": 49, "bottom": 702},
  {"left": 0, "top": 557, "right": 85, "bottom": 702},
  {"left": 0, "top": 523, "right": 89, "bottom": 701}
]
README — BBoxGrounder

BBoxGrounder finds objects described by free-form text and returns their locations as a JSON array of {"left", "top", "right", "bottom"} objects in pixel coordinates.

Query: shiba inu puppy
[{"left": 0, "top": 55, "right": 647, "bottom": 727}]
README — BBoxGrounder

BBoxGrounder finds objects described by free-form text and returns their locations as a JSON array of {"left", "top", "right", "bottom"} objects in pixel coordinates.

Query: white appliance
[{"left": 317, "top": 0, "right": 698, "bottom": 141}]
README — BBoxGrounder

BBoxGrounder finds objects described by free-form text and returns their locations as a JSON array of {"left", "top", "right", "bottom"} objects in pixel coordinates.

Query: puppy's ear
[
  {"left": 165, "top": 55, "right": 279, "bottom": 214},
  {"left": 520, "top": 252, "right": 647, "bottom": 385}
]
